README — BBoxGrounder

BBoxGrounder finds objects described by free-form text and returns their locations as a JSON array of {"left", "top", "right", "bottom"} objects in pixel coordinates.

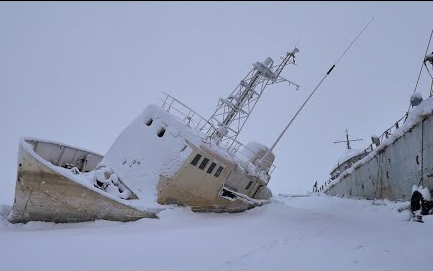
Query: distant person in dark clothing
[{"left": 313, "top": 181, "right": 318, "bottom": 193}]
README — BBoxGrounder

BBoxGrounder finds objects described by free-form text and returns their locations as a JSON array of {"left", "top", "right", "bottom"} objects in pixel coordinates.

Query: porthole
[
  {"left": 157, "top": 127, "right": 166, "bottom": 137},
  {"left": 145, "top": 118, "right": 153, "bottom": 126}
]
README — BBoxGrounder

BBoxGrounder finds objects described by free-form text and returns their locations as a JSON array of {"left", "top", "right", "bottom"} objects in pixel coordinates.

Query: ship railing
[
  {"left": 160, "top": 92, "right": 277, "bottom": 178},
  {"left": 362, "top": 111, "right": 409, "bottom": 155},
  {"left": 318, "top": 111, "right": 410, "bottom": 193},
  {"left": 160, "top": 92, "right": 215, "bottom": 137}
]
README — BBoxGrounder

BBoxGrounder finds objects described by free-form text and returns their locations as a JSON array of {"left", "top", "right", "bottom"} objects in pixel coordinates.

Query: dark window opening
[
  {"left": 416, "top": 155, "right": 420, "bottom": 165},
  {"left": 157, "top": 127, "right": 166, "bottom": 137},
  {"left": 221, "top": 189, "right": 236, "bottom": 199},
  {"left": 199, "top": 158, "right": 209, "bottom": 170},
  {"left": 207, "top": 162, "right": 216, "bottom": 174},
  {"left": 145, "top": 118, "right": 153, "bottom": 126},
  {"left": 386, "top": 171, "right": 389, "bottom": 179},
  {"left": 191, "top": 154, "right": 202, "bottom": 166},
  {"left": 214, "top": 166, "right": 224, "bottom": 178},
  {"left": 245, "top": 181, "right": 253, "bottom": 190}
]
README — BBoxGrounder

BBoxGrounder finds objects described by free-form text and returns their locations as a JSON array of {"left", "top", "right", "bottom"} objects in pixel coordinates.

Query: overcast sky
[{"left": 1, "top": 2, "right": 433, "bottom": 204}]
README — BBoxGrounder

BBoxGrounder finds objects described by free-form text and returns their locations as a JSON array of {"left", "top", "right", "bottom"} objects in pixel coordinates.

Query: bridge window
[
  {"left": 199, "top": 158, "right": 209, "bottom": 170},
  {"left": 214, "top": 166, "right": 224, "bottom": 178},
  {"left": 191, "top": 154, "right": 202, "bottom": 166},
  {"left": 245, "top": 181, "right": 253, "bottom": 190},
  {"left": 207, "top": 162, "right": 216, "bottom": 174}
]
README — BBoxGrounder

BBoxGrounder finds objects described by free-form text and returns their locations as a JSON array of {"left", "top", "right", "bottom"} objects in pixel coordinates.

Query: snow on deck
[
  {"left": 0, "top": 194, "right": 431, "bottom": 270},
  {"left": 330, "top": 148, "right": 364, "bottom": 172},
  {"left": 101, "top": 104, "right": 201, "bottom": 210}
]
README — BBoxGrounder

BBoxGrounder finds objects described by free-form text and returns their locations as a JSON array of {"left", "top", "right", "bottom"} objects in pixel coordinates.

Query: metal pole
[{"left": 257, "top": 17, "right": 374, "bottom": 169}]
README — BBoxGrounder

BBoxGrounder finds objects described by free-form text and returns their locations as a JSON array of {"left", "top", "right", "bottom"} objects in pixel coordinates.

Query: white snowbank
[{"left": 0, "top": 194, "right": 431, "bottom": 270}]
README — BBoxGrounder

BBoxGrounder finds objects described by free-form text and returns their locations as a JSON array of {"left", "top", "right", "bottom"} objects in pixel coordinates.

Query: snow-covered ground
[{"left": 1, "top": 194, "right": 431, "bottom": 270}]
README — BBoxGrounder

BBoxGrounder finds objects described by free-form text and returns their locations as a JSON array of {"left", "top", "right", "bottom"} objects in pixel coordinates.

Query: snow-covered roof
[{"left": 330, "top": 148, "right": 364, "bottom": 173}]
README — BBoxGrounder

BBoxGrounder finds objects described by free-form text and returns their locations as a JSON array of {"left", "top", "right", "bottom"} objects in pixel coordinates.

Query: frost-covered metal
[{"left": 207, "top": 48, "right": 300, "bottom": 147}]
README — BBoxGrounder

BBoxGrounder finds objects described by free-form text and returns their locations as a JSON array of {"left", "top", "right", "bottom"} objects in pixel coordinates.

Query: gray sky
[{"left": 1, "top": 2, "right": 433, "bottom": 204}]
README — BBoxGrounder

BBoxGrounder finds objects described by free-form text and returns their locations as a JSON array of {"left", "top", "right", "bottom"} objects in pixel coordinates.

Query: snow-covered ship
[
  {"left": 321, "top": 51, "right": 433, "bottom": 220},
  {"left": 10, "top": 48, "right": 300, "bottom": 223}
]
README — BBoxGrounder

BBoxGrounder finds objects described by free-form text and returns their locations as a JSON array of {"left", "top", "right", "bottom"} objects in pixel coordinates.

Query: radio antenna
[{"left": 258, "top": 17, "right": 374, "bottom": 169}]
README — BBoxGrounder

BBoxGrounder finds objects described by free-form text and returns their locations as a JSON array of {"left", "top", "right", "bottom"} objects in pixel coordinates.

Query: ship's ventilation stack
[{"left": 206, "top": 48, "right": 300, "bottom": 150}]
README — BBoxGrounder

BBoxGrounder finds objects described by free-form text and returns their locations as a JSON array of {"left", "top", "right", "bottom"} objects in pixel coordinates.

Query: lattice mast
[{"left": 207, "top": 47, "right": 300, "bottom": 146}]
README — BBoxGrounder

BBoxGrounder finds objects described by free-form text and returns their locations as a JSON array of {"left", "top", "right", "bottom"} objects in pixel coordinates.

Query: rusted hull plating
[{"left": 325, "top": 113, "right": 433, "bottom": 201}]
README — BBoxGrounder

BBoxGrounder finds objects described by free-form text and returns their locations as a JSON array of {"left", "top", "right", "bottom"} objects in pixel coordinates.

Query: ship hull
[
  {"left": 10, "top": 139, "right": 156, "bottom": 223},
  {"left": 325, "top": 113, "right": 433, "bottom": 201}
]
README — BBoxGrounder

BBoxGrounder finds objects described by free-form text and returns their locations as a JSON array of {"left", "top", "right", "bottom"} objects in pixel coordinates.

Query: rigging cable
[
  {"left": 258, "top": 17, "right": 375, "bottom": 168},
  {"left": 412, "top": 29, "right": 433, "bottom": 94},
  {"left": 404, "top": 29, "right": 433, "bottom": 120},
  {"left": 425, "top": 63, "right": 433, "bottom": 80}
]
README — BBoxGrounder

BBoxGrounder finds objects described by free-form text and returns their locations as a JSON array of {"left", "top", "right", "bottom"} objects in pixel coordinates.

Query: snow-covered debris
[{"left": 412, "top": 185, "right": 432, "bottom": 201}]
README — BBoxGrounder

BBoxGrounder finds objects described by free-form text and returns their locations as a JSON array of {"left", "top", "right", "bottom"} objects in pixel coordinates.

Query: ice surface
[{"left": 0, "top": 194, "right": 431, "bottom": 270}]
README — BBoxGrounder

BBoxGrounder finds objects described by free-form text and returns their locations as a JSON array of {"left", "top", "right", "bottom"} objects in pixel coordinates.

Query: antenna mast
[
  {"left": 256, "top": 17, "right": 374, "bottom": 170},
  {"left": 207, "top": 48, "right": 300, "bottom": 146},
  {"left": 333, "top": 129, "right": 363, "bottom": 150}
]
